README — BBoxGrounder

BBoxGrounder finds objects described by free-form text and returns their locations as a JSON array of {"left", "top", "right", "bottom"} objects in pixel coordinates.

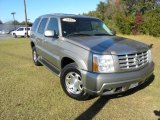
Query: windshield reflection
[{"left": 61, "top": 17, "right": 113, "bottom": 37}]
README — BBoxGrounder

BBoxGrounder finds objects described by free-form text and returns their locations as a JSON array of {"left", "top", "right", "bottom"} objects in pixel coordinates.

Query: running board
[{"left": 38, "top": 57, "right": 61, "bottom": 77}]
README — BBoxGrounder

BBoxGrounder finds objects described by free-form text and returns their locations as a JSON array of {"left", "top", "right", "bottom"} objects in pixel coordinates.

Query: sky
[{"left": 0, "top": 0, "right": 102, "bottom": 23}]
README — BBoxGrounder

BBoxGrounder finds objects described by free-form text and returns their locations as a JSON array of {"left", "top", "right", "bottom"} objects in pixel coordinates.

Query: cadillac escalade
[{"left": 30, "top": 14, "right": 154, "bottom": 100}]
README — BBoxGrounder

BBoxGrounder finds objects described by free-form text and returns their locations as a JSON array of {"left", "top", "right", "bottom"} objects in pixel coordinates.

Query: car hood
[{"left": 64, "top": 36, "right": 149, "bottom": 55}]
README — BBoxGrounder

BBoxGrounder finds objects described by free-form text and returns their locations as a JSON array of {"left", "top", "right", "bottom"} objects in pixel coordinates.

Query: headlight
[
  {"left": 148, "top": 49, "right": 152, "bottom": 63},
  {"left": 93, "top": 54, "right": 115, "bottom": 73}
]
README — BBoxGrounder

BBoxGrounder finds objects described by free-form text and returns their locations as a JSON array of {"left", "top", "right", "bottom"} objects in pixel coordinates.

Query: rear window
[{"left": 31, "top": 18, "right": 40, "bottom": 32}]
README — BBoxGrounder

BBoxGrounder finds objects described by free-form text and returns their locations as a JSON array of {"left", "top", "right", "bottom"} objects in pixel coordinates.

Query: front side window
[
  {"left": 47, "top": 18, "right": 59, "bottom": 35},
  {"left": 38, "top": 18, "right": 48, "bottom": 34},
  {"left": 17, "top": 28, "right": 24, "bottom": 31},
  {"left": 61, "top": 17, "right": 112, "bottom": 37}
]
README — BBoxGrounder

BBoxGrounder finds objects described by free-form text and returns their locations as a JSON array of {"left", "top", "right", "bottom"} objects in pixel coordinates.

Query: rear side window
[
  {"left": 25, "top": 28, "right": 31, "bottom": 30},
  {"left": 32, "top": 18, "right": 40, "bottom": 32},
  {"left": 27, "top": 28, "right": 30, "bottom": 30},
  {"left": 38, "top": 18, "right": 48, "bottom": 34},
  {"left": 47, "top": 18, "right": 59, "bottom": 35}
]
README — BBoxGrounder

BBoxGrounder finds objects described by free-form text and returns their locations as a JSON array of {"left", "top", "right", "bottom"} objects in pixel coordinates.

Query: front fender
[{"left": 60, "top": 49, "right": 92, "bottom": 71}]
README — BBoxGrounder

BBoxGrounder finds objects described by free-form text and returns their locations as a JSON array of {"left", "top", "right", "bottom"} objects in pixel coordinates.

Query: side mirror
[
  {"left": 111, "top": 30, "right": 116, "bottom": 36},
  {"left": 149, "top": 44, "right": 153, "bottom": 49},
  {"left": 44, "top": 30, "right": 55, "bottom": 37}
]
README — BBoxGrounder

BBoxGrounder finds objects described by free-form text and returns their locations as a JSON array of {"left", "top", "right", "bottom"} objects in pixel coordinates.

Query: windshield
[{"left": 61, "top": 17, "right": 113, "bottom": 37}]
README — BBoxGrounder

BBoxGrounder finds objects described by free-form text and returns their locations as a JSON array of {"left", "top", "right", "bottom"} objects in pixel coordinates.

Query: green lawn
[{"left": 0, "top": 36, "right": 160, "bottom": 120}]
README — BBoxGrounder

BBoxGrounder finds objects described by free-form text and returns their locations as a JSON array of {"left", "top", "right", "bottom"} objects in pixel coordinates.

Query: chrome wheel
[
  {"left": 33, "top": 50, "right": 38, "bottom": 62},
  {"left": 61, "top": 63, "right": 90, "bottom": 100},
  {"left": 65, "top": 72, "right": 83, "bottom": 95},
  {"left": 32, "top": 47, "right": 42, "bottom": 66}
]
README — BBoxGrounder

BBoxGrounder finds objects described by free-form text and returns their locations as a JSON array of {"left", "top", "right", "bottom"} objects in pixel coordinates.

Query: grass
[{"left": 0, "top": 36, "right": 160, "bottom": 120}]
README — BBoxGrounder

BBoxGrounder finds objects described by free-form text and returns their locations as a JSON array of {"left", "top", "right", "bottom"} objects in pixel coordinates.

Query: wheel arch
[
  {"left": 30, "top": 41, "right": 35, "bottom": 49},
  {"left": 61, "top": 56, "right": 87, "bottom": 71},
  {"left": 61, "top": 57, "right": 75, "bottom": 69}
]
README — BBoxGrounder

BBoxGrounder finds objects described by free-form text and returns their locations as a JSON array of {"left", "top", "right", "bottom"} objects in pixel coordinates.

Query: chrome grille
[{"left": 118, "top": 51, "right": 148, "bottom": 69}]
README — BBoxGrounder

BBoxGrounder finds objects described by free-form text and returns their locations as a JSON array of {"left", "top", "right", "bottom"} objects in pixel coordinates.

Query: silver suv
[{"left": 30, "top": 14, "right": 154, "bottom": 100}]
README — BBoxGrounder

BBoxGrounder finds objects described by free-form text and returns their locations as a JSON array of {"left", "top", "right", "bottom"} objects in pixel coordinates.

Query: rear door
[{"left": 36, "top": 18, "right": 48, "bottom": 56}]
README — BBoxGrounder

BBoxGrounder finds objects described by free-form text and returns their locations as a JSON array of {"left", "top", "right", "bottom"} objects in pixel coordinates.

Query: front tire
[
  {"left": 13, "top": 33, "right": 17, "bottom": 38},
  {"left": 32, "top": 47, "right": 42, "bottom": 66},
  {"left": 60, "top": 63, "right": 90, "bottom": 100}
]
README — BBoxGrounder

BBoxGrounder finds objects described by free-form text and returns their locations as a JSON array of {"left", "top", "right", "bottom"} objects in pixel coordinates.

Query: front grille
[{"left": 118, "top": 51, "right": 148, "bottom": 69}]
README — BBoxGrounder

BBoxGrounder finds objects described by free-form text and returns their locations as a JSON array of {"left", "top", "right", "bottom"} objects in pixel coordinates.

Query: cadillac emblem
[{"left": 135, "top": 57, "right": 141, "bottom": 65}]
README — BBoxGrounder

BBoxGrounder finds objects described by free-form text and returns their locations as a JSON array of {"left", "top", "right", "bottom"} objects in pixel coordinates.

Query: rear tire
[
  {"left": 60, "top": 63, "right": 90, "bottom": 100},
  {"left": 25, "top": 33, "right": 29, "bottom": 38},
  {"left": 32, "top": 47, "right": 42, "bottom": 66}
]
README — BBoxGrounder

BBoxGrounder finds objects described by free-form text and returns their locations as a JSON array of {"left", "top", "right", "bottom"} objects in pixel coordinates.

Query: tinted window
[
  {"left": 61, "top": 18, "right": 112, "bottom": 36},
  {"left": 38, "top": 18, "right": 48, "bottom": 34},
  {"left": 91, "top": 21, "right": 106, "bottom": 33},
  {"left": 32, "top": 18, "right": 40, "bottom": 32},
  {"left": 47, "top": 18, "right": 59, "bottom": 35}
]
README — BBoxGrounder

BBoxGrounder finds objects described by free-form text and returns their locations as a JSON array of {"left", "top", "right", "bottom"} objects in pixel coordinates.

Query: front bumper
[{"left": 81, "top": 62, "right": 154, "bottom": 95}]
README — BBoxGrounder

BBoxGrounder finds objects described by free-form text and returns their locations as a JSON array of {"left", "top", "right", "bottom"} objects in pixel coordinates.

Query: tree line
[
  {"left": 83, "top": 0, "right": 160, "bottom": 37},
  {"left": 0, "top": 20, "right": 32, "bottom": 26}
]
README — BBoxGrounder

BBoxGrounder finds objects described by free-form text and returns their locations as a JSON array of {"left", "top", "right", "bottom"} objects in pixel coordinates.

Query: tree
[
  {"left": 84, "top": 0, "right": 160, "bottom": 36},
  {"left": 132, "top": 12, "right": 143, "bottom": 34},
  {"left": 13, "top": 20, "right": 20, "bottom": 25},
  {"left": 96, "top": 1, "right": 106, "bottom": 21},
  {"left": 20, "top": 21, "right": 32, "bottom": 26},
  {"left": 140, "top": 7, "right": 160, "bottom": 37},
  {"left": 4, "top": 20, "right": 20, "bottom": 25},
  {"left": 121, "top": 0, "right": 157, "bottom": 15}
]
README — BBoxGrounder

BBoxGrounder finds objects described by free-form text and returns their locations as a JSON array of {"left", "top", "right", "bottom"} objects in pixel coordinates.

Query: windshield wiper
[
  {"left": 66, "top": 33, "right": 92, "bottom": 37},
  {"left": 94, "top": 33, "right": 112, "bottom": 36}
]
